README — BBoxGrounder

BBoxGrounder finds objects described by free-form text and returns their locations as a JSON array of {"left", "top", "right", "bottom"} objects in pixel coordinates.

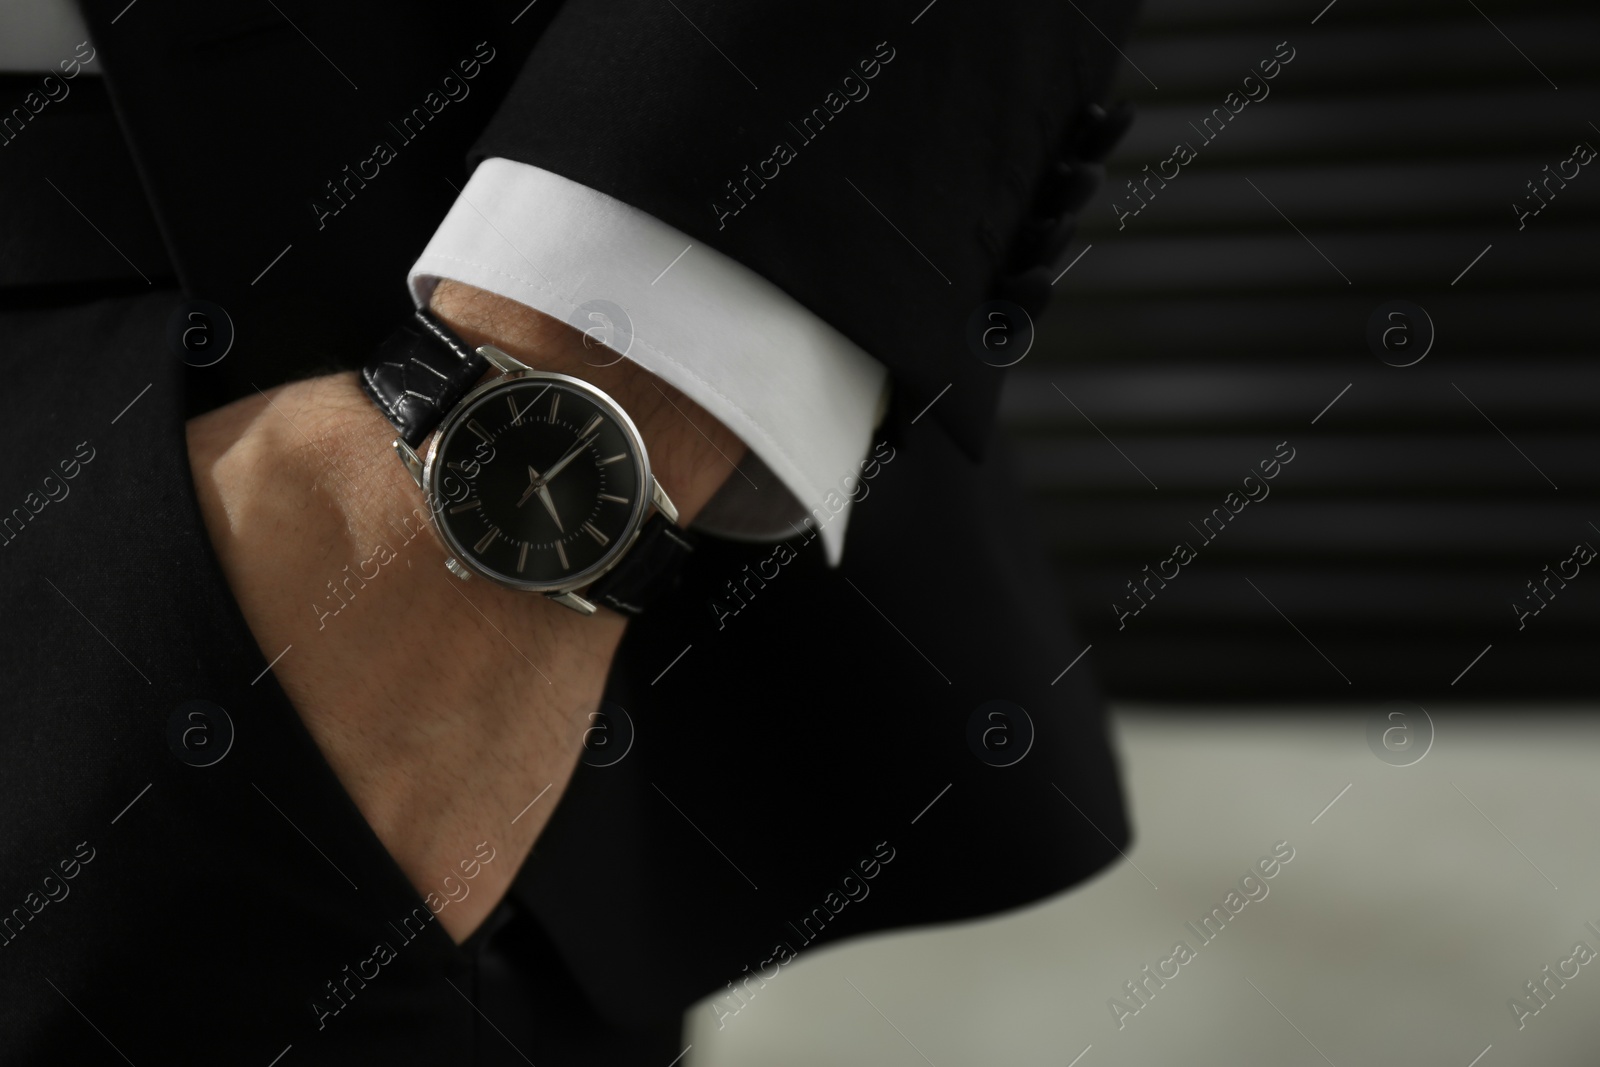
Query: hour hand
[
  {"left": 516, "top": 465, "right": 542, "bottom": 508},
  {"left": 516, "top": 466, "right": 565, "bottom": 532}
]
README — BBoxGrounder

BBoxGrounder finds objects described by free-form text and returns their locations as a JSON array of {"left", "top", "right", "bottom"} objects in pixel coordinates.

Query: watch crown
[{"left": 444, "top": 557, "right": 473, "bottom": 581}]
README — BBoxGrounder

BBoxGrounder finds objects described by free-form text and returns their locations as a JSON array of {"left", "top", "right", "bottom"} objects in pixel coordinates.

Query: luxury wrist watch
[{"left": 358, "top": 308, "right": 694, "bottom": 616}]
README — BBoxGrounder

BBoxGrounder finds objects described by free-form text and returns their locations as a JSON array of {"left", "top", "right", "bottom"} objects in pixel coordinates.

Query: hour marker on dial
[
  {"left": 517, "top": 541, "right": 529, "bottom": 573},
  {"left": 548, "top": 393, "right": 561, "bottom": 423},
  {"left": 598, "top": 453, "right": 627, "bottom": 466},
  {"left": 449, "top": 499, "right": 482, "bottom": 513},
  {"left": 554, "top": 540, "right": 570, "bottom": 570},
  {"left": 582, "top": 521, "right": 610, "bottom": 547},
  {"left": 467, "top": 419, "right": 493, "bottom": 445},
  {"left": 579, "top": 414, "right": 604, "bottom": 439},
  {"left": 474, "top": 528, "right": 499, "bottom": 553},
  {"left": 598, "top": 493, "right": 630, "bottom": 504}
]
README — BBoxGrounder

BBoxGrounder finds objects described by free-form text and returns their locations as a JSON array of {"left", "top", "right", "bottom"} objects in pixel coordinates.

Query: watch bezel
[{"left": 421, "top": 370, "right": 653, "bottom": 595}]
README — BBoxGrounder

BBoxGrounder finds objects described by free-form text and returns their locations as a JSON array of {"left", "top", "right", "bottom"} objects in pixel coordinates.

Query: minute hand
[{"left": 534, "top": 433, "right": 598, "bottom": 487}]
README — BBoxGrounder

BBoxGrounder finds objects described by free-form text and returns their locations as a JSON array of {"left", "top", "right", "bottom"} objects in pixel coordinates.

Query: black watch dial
[{"left": 430, "top": 376, "right": 646, "bottom": 587}]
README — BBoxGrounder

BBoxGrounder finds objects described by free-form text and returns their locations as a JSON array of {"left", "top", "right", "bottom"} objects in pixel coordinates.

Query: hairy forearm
[{"left": 186, "top": 281, "right": 744, "bottom": 940}]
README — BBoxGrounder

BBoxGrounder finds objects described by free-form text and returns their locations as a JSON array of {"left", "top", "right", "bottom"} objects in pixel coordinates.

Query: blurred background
[
  {"left": 687, "top": 0, "right": 1598, "bottom": 1061},
  {"left": 688, "top": 710, "right": 1599, "bottom": 1066},
  {"left": 1011, "top": 0, "right": 1597, "bottom": 698}
]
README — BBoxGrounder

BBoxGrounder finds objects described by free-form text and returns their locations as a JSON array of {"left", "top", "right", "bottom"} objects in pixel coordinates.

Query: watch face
[{"left": 426, "top": 373, "right": 648, "bottom": 590}]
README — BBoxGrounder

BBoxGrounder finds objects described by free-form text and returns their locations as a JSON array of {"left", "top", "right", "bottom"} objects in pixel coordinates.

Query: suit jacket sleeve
[{"left": 467, "top": 0, "right": 1140, "bottom": 458}]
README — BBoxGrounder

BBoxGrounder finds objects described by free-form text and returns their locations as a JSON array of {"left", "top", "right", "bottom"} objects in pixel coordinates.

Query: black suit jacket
[{"left": 0, "top": 1, "right": 1138, "bottom": 1062}]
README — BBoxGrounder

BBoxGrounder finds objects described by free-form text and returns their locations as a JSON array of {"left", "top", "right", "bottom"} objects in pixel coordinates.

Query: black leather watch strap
[
  {"left": 359, "top": 309, "right": 487, "bottom": 448},
  {"left": 586, "top": 512, "right": 696, "bottom": 616}
]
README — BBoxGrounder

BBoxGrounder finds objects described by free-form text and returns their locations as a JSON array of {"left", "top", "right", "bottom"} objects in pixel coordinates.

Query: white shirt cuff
[{"left": 407, "top": 157, "right": 889, "bottom": 567}]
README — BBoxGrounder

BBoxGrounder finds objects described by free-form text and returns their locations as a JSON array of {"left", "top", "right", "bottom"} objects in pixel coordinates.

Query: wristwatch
[{"left": 358, "top": 308, "right": 695, "bottom": 616}]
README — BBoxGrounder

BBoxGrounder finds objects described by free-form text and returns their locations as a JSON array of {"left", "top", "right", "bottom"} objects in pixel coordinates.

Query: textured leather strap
[
  {"left": 359, "top": 309, "right": 487, "bottom": 447},
  {"left": 586, "top": 512, "right": 697, "bottom": 616}
]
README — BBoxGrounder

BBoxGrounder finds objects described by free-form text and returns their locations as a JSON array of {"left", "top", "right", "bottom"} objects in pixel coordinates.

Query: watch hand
[
  {"left": 516, "top": 465, "right": 543, "bottom": 508},
  {"left": 535, "top": 484, "right": 564, "bottom": 533},
  {"left": 534, "top": 433, "right": 598, "bottom": 487},
  {"left": 515, "top": 464, "right": 567, "bottom": 531}
]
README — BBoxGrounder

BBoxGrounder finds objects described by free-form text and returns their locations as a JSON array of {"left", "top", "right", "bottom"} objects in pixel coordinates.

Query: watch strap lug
[
  {"left": 394, "top": 438, "right": 424, "bottom": 488},
  {"left": 479, "top": 343, "right": 532, "bottom": 375},
  {"left": 649, "top": 477, "right": 679, "bottom": 527},
  {"left": 548, "top": 590, "right": 598, "bottom": 616}
]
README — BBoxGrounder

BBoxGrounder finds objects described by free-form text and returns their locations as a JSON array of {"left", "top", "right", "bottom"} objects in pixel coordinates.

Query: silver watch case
[{"left": 393, "top": 344, "right": 678, "bottom": 612}]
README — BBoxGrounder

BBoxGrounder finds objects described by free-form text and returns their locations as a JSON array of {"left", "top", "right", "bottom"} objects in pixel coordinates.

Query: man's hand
[{"left": 185, "top": 280, "right": 745, "bottom": 942}]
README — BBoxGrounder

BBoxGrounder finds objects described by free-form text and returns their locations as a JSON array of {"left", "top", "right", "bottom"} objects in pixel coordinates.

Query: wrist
[
  {"left": 188, "top": 373, "right": 623, "bottom": 941},
  {"left": 183, "top": 283, "right": 747, "bottom": 945}
]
